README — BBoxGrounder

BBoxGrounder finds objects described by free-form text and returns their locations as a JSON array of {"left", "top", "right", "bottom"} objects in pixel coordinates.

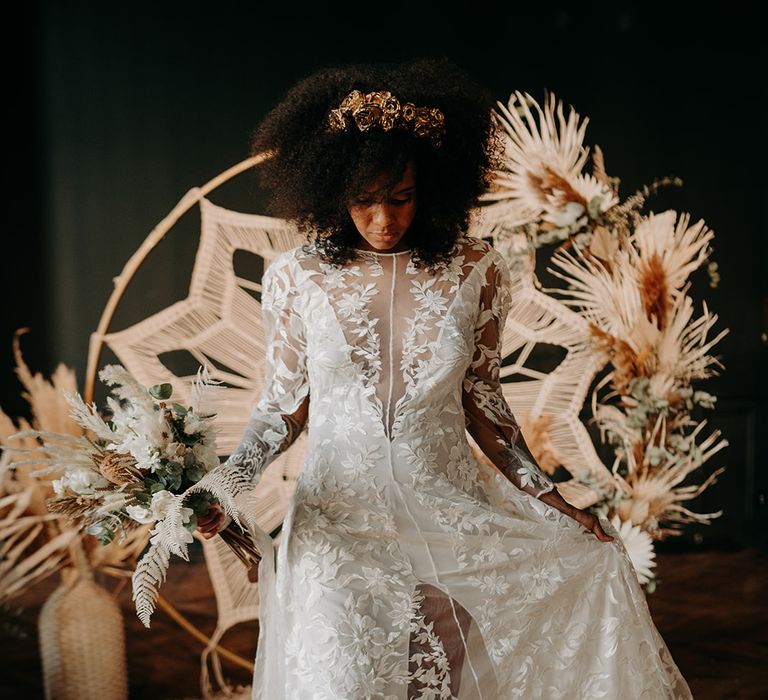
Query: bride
[{"left": 193, "top": 56, "right": 693, "bottom": 699}]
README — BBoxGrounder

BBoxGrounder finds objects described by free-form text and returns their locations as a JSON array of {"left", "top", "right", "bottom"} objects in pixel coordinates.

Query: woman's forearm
[
  {"left": 505, "top": 431, "right": 579, "bottom": 519},
  {"left": 537, "top": 485, "right": 579, "bottom": 519}
]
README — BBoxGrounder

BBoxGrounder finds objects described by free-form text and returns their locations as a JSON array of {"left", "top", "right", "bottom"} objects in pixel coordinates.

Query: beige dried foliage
[
  {"left": 0, "top": 487, "right": 78, "bottom": 603},
  {"left": 589, "top": 225, "right": 619, "bottom": 261},
  {"left": 619, "top": 468, "right": 700, "bottom": 536},
  {"left": 7, "top": 328, "right": 80, "bottom": 436},
  {"left": 0, "top": 329, "right": 82, "bottom": 506},
  {"left": 532, "top": 164, "right": 588, "bottom": 209},
  {"left": 591, "top": 144, "right": 609, "bottom": 187}
]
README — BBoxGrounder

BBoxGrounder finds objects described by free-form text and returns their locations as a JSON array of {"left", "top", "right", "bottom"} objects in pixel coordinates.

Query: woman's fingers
[
  {"left": 198, "top": 505, "right": 226, "bottom": 538},
  {"left": 198, "top": 510, "right": 218, "bottom": 526},
  {"left": 573, "top": 509, "right": 615, "bottom": 543},
  {"left": 200, "top": 512, "right": 226, "bottom": 539},
  {"left": 592, "top": 519, "right": 614, "bottom": 542}
]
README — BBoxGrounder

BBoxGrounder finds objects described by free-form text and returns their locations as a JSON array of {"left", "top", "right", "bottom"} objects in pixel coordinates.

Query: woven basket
[{"left": 38, "top": 564, "right": 128, "bottom": 699}]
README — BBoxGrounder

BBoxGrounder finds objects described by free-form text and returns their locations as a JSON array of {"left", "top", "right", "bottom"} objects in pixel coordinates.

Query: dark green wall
[{"left": 4, "top": 3, "right": 765, "bottom": 548}]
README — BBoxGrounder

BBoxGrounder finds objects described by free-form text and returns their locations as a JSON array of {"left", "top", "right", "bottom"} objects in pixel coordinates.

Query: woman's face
[{"left": 346, "top": 160, "right": 417, "bottom": 252}]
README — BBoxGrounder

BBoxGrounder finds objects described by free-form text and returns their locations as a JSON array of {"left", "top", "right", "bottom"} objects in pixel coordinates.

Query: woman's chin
[{"left": 371, "top": 233, "right": 409, "bottom": 250}]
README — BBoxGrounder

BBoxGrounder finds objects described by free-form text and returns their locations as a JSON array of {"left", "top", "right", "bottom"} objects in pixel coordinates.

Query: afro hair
[{"left": 247, "top": 55, "right": 503, "bottom": 271}]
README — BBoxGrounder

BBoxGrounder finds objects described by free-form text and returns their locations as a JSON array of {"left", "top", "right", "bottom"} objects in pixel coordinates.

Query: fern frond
[
  {"left": 131, "top": 536, "right": 171, "bottom": 628},
  {"left": 155, "top": 499, "right": 194, "bottom": 559},
  {"left": 184, "top": 465, "right": 250, "bottom": 531}
]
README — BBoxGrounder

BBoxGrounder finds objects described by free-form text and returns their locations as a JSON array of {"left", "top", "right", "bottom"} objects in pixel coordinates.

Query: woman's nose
[{"left": 371, "top": 203, "right": 395, "bottom": 227}]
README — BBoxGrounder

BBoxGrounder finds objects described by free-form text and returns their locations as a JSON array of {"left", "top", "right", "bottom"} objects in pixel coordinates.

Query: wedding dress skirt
[{"left": 194, "top": 235, "right": 694, "bottom": 699}]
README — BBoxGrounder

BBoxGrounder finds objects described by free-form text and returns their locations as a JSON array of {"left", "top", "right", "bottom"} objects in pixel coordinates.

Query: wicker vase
[{"left": 38, "top": 560, "right": 128, "bottom": 700}]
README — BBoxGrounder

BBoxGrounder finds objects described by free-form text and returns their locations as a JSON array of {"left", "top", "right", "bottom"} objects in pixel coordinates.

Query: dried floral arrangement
[
  {"left": 477, "top": 90, "right": 728, "bottom": 589},
  {"left": 0, "top": 330, "right": 151, "bottom": 605},
  {"left": 4, "top": 356, "right": 261, "bottom": 627}
]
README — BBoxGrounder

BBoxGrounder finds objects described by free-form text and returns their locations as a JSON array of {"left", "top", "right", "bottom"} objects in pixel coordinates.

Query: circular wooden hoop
[{"left": 84, "top": 151, "right": 271, "bottom": 405}]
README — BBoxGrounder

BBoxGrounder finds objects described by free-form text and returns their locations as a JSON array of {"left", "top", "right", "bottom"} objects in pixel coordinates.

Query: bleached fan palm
[
  {"left": 632, "top": 209, "right": 715, "bottom": 291},
  {"left": 650, "top": 294, "right": 727, "bottom": 396},
  {"left": 547, "top": 210, "right": 728, "bottom": 397},
  {"left": 544, "top": 204, "right": 728, "bottom": 536},
  {"left": 546, "top": 241, "right": 641, "bottom": 336},
  {"left": 628, "top": 211, "right": 715, "bottom": 318},
  {"left": 477, "top": 89, "right": 619, "bottom": 236},
  {"left": 594, "top": 398, "right": 725, "bottom": 534}
]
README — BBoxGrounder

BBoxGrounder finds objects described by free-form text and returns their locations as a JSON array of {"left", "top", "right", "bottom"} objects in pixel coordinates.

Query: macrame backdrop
[{"left": 88, "top": 160, "right": 603, "bottom": 696}]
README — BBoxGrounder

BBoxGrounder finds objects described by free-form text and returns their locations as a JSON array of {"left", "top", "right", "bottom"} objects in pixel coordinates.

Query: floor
[{"left": 1, "top": 546, "right": 766, "bottom": 699}]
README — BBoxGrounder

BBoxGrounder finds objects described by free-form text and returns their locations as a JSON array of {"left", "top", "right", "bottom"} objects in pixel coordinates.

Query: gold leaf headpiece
[{"left": 325, "top": 89, "right": 446, "bottom": 148}]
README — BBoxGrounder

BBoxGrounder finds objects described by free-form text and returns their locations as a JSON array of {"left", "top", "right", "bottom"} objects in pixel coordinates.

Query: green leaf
[
  {"left": 134, "top": 491, "right": 152, "bottom": 506},
  {"left": 186, "top": 466, "right": 204, "bottom": 482},
  {"left": 148, "top": 383, "right": 173, "bottom": 400},
  {"left": 146, "top": 479, "right": 166, "bottom": 494},
  {"left": 587, "top": 194, "right": 603, "bottom": 219},
  {"left": 87, "top": 522, "right": 115, "bottom": 545}
]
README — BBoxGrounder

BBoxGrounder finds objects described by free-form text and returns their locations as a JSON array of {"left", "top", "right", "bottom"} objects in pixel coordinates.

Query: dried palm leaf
[
  {"left": 479, "top": 89, "right": 619, "bottom": 237},
  {"left": 0, "top": 488, "right": 77, "bottom": 603}
]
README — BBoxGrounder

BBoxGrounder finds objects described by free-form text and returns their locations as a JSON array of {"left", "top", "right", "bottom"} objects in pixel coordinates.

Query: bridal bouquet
[{"left": 7, "top": 364, "right": 260, "bottom": 626}]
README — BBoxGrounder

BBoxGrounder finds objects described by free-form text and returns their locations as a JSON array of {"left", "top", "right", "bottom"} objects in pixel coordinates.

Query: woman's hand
[
  {"left": 571, "top": 508, "right": 615, "bottom": 542},
  {"left": 196, "top": 502, "right": 228, "bottom": 540}
]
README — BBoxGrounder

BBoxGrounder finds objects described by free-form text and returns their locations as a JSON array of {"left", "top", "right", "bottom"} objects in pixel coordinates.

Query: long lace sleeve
[
  {"left": 461, "top": 248, "right": 555, "bottom": 499},
  {"left": 188, "top": 253, "right": 310, "bottom": 506}
]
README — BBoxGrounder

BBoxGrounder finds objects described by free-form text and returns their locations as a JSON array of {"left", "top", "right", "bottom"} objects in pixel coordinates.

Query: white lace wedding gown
[{"left": 196, "top": 234, "right": 693, "bottom": 699}]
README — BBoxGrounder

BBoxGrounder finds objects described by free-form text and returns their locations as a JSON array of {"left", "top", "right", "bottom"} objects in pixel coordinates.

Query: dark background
[{"left": 4, "top": 3, "right": 766, "bottom": 550}]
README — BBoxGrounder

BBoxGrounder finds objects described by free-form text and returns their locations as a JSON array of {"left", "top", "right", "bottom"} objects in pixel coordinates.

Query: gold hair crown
[{"left": 325, "top": 89, "right": 446, "bottom": 148}]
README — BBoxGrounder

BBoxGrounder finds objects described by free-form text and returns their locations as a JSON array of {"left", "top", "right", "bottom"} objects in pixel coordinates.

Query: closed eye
[{"left": 353, "top": 194, "right": 413, "bottom": 205}]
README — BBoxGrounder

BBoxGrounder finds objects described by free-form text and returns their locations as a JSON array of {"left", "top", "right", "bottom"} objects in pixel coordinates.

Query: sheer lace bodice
[
  {"left": 190, "top": 234, "right": 693, "bottom": 699},
  {"left": 205, "top": 235, "right": 555, "bottom": 502}
]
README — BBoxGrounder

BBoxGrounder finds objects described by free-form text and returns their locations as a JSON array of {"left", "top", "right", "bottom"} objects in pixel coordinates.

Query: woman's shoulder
[
  {"left": 267, "top": 243, "right": 312, "bottom": 269},
  {"left": 263, "top": 245, "right": 308, "bottom": 289},
  {"left": 458, "top": 234, "right": 493, "bottom": 252},
  {"left": 455, "top": 234, "right": 500, "bottom": 265}
]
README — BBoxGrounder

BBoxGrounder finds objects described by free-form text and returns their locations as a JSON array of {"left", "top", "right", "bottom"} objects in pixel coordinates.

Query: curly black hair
[{"left": 247, "top": 55, "right": 503, "bottom": 271}]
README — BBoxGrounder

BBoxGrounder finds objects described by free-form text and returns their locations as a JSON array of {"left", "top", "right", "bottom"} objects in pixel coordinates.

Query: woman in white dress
[{"left": 194, "top": 57, "right": 694, "bottom": 699}]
